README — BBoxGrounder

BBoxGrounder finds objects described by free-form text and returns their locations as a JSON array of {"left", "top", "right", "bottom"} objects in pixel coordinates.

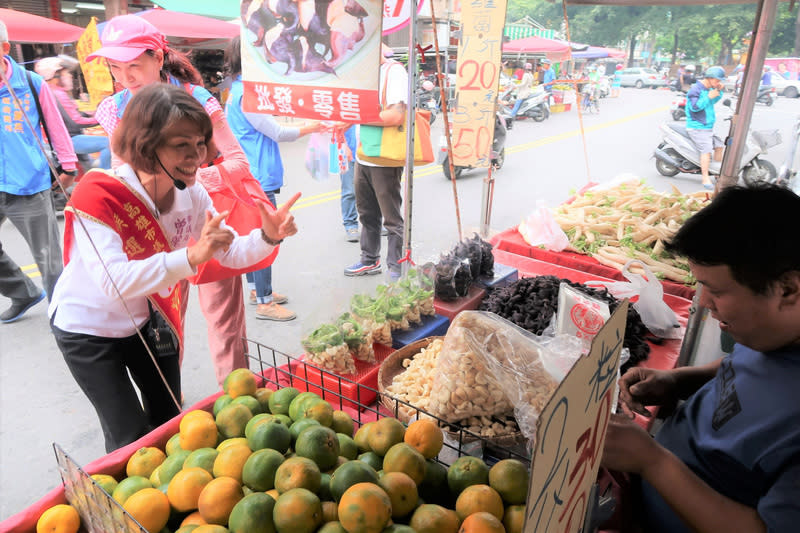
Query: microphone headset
[{"left": 156, "top": 156, "right": 187, "bottom": 190}]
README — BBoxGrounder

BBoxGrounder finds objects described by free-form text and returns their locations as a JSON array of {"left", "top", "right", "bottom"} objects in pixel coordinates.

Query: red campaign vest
[{"left": 63, "top": 169, "right": 183, "bottom": 343}]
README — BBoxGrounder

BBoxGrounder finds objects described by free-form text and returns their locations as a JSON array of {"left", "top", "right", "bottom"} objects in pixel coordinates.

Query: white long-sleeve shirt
[{"left": 48, "top": 165, "right": 274, "bottom": 337}]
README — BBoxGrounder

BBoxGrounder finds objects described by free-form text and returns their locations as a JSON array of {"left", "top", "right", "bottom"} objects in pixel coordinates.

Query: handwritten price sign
[
  {"left": 524, "top": 301, "right": 628, "bottom": 533},
  {"left": 452, "top": 0, "right": 507, "bottom": 167}
]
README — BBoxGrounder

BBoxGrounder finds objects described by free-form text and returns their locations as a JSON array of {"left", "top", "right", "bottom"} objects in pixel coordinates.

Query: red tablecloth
[{"left": 491, "top": 227, "right": 697, "bottom": 301}]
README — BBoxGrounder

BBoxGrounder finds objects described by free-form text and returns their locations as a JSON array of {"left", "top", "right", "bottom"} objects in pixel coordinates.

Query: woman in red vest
[{"left": 49, "top": 84, "right": 299, "bottom": 452}]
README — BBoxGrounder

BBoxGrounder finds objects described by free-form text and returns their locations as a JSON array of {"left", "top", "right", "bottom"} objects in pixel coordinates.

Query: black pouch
[{"left": 145, "top": 301, "right": 180, "bottom": 358}]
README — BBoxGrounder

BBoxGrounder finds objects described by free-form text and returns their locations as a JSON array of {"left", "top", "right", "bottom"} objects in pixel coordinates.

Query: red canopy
[
  {"left": 0, "top": 8, "right": 84, "bottom": 44},
  {"left": 97, "top": 9, "right": 239, "bottom": 49},
  {"left": 502, "top": 36, "right": 571, "bottom": 62}
]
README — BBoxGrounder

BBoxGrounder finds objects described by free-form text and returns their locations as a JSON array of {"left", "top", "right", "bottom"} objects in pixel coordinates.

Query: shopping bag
[
  {"left": 587, "top": 260, "right": 681, "bottom": 339},
  {"left": 357, "top": 110, "right": 434, "bottom": 167},
  {"left": 517, "top": 200, "right": 570, "bottom": 251},
  {"left": 187, "top": 165, "right": 278, "bottom": 285},
  {"left": 305, "top": 132, "right": 332, "bottom": 181}
]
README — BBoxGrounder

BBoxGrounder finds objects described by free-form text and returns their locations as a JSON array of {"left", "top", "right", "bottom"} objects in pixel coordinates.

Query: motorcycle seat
[{"left": 667, "top": 123, "right": 690, "bottom": 138}]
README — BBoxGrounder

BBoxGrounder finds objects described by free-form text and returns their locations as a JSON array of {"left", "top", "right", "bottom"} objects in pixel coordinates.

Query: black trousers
[{"left": 51, "top": 319, "right": 181, "bottom": 453}]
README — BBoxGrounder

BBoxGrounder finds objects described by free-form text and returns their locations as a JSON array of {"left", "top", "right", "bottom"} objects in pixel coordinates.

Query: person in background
[
  {"left": 223, "top": 36, "right": 320, "bottom": 321},
  {"left": 680, "top": 65, "right": 697, "bottom": 91},
  {"left": 34, "top": 56, "right": 111, "bottom": 169},
  {"left": 509, "top": 62, "right": 534, "bottom": 119},
  {"left": 541, "top": 59, "right": 556, "bottom": 93},
  {"left": 88, "top": 15, "right": 263, "bottom": 386},
  {"left": 685, "top": 66, "right": 725, "bottom": 190},
  {"left": 611, "top": 64, "right": 623, "bottom": 98},
  {"left": 761, "top": 66, "right": 773, "bottom": 86},
  {"left": 602, "top": 185, "right": 800, "bottom": 533},
  {"left": 344, "top": 43, "right": 407, "bottom": 279},
  {"left": 0, "top": 19, "right": 77, "bottom": 323},
  {"left": 340, "top": 125, "right": 359, "bottom": 242},
  {"left": 49, "top": 84, "right": 299, "bottom": 452},
  {"left": 513, "top": 63, "right": 524, "bottom": 81}
]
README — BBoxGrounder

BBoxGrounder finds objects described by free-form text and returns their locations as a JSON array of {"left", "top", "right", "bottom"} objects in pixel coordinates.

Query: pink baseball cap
[{"left": 86, "top": 15, "right": 168, "bottom": 63}]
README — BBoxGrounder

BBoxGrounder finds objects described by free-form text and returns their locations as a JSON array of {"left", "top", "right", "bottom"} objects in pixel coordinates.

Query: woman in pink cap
[{"left": 88, "top": 15, "right": 277, "bottom": 388}]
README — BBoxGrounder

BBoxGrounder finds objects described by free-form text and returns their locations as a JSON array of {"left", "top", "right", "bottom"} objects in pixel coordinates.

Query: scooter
[
  {"left": 653, "top": 100, "right": 780, "bottom": 185},
  {"left": 514, "top": 85, "right": 550, "bottom": 122},
  {"left": 669, "top": 90, "right": 686, "bottom": 121},
  {"left": 441, "top": 110, "right": 508, "bottom": 180},
  {"left": 756, "top": 85, "right": 777, "bottom": 106}
]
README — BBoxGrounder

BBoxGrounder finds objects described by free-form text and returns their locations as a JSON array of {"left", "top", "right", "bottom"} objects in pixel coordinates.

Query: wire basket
[{"left": 245, "top": 338, "right": 531, "bottom": 467}]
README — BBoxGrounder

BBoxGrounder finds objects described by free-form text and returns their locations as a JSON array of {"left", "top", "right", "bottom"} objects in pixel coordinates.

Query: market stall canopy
[
  {"left": 572, "top": 45, "right": 627, "bottom": 59},
  {"left": 97, "top": 9, "right": 239, "bottom": 49},
  {"left": 0, "top": 8, "right": 84, "bottom": 43},
  {"left": 502, "top": 36, "right": 572, "bottom": 61},
  {"left": 149, "top": 1, "right": 238, "bottom": 20}
]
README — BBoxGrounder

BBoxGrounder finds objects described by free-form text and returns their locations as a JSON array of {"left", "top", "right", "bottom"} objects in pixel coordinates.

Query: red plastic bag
[{"left": 187, "top": 166, "right": 278, "bottom": 285}]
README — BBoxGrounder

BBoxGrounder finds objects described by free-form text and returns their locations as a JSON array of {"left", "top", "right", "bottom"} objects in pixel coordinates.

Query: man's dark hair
[
  {"left": 224, "top": 36, "right": 241, "bottom": 78},
  {"left": 112, "top": 83, "right": 212, "bottom": 174},
  {"left": 666, "top": 184, "right": 800, "bottom": 294}
]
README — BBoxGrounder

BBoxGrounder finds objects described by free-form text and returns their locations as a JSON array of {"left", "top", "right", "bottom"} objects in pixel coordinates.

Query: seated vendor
[{"left": 602, "top": 184, "right": 800, "bottom": 533}]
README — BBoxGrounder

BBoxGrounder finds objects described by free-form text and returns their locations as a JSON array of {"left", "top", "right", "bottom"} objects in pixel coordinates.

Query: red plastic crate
[{"left": 281, "top": 343, "right": 394, "bottom": 410}]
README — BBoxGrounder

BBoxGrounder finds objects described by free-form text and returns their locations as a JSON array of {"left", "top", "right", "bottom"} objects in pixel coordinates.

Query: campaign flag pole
[{"left": 401, "top": 0, "right": 419, "bottom": 276}]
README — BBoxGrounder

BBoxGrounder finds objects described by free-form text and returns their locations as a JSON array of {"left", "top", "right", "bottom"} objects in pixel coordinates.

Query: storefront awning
[{"left": 0, "top": 8, "right": 84, "bottom": 43}]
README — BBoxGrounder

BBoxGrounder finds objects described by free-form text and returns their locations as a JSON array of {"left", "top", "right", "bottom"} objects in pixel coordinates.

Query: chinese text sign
[
  {"left": 452, "top": 0, "right": 507, "bottom": 167},
  {"left": 524, "top": 301, "right": 628, "bottom": 533},
  {"left": 241, "top": 0, "right": 382, "bottom": 123}
]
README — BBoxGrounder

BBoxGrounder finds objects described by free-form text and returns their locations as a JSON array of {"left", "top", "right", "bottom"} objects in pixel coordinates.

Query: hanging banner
[
  {"left": 241, "top": 0, "right": 382, "bottom": 123},
  {"left": 524, "top": 301, "right": 628, "bottom": 533},
  {"left": 382, "top": 0, "right": 427, "bottom": 36},
  {"left": 75, "top": 17, "right": 114, "bottom": 110},
  {"left": 452, "top": 0, "right": 507, "bottom": 167}
]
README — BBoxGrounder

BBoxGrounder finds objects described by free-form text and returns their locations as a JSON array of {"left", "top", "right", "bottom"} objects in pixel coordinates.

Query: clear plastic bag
[
  {"left": 434, "top": 253, "right": 472, "bottom": 301},
  {"left": 554, "top": 282, "right": 611, "bottom": 342},
  {"left": 518, "top": 200, "right": 570, "bottom": 251},
  {"left": 305, "top": 132, "right": 332, "bottom": 181},
  {"left": 427, "top": 311, "right": 560, "bottom": 429},
  {"left": 587, "top": 260, "right": 681, "bottom": 339}
]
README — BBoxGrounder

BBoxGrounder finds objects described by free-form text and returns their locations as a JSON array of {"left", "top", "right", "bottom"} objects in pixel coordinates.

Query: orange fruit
[
  {"left": 403, "top": 418, "right": 443, "bottom": 459},
  {"left": 36, "top": 504, "right": 80, "bottom": 533},
  {"left": 198, "top": 476, "right": 244, "bottom": 525},
  {"left": 242, "top": 448, "right": 285, "bottom": 492},
  {"left": 329, "top": 460, "right": 379, "bottom": 502},
  {"left": 275, "top": 456, "right": 322, "bottom": 494},
  {"left": 126, "top": 446, "right": 167, "bottom": 479},
  {"left": 166, "top": 432, "right": 185, "bottom": 456},
  {"left": 458, "top": 511, "right": 505, "bottom": 533},
  {"left": 217, "top": 437, "right": 249, "bottom": 452},
  {"left": 254, "top": 387, "right": 274, "bottom": 413},
  {"left": 488, "top": 459, "right": 529, "bottom": 506},
  {"left": 273, "top": 487, "right": 323, "bottom": 533},
  {"left": 367, "top": 418, "right": 405, "bottom": 457},
  {"left": 319, "top": 523, "right": 347, "bottom": 533},
  {"left": 213, "top": 394, "right": 234, "bottom": 417},
  {"left": 229, "top": 492, "right": 276, "bottom": 533},
  {"left": 382, "top": 443, "right": 426, "bottom": 485},
  {"left": 192, "top": 526, "right": 229, "bottom": 533},
  {"left": 224, "top": 368, "right": 258, "bottom": 399},
  {"left": 184, "top": 447, "right": 219, "bottom": 476},
  {"left": 337, "top": 434, "right": 358, "bottom": 460},
  {"left": 289, "top": 392, "right": 323, "bottom": 422},
  {"left": 180, "top": 511, "right": 207, "bottom": 527},
  {"left": 181, "top": 412, "right": 219, "bottom": 451},
  {"left": 212, "top": 443, "right": 253, "bottom": 483},
  {"left": 167, "top": 467, "right": 214, "bottom": 512},
  {"left": 447, "top": 456, "right": 490, "bottom": 496},
  {"left": 337, "top": 482, "right": 392, "bottom": 533},
  {"left": 378, "top": 471, "right": 419, "bottom": 519},
  {"left": 266, "top": 489, "right": 280, "bottom": 501},
  {"left": 112, "top": 475, "right": 153, "bottom": 505},
  {"left": 353, "top": 422, "right": 374, "bottom": 453},
  {"left": 331, "top": 410, "right": 355, "bottom": 437},
  {"left": 455, "top": 485, "right": 504, "bottom": 521},
  {"left": 295, "top": 425, "right": 340, "bottom": 471},
  {"left": 231, "top": 394, "right": 263, "bottom": 416},
  {"left": 322, "top": 500, "right": 339, "bottom": 522},
  {"left": 269, "top": 387, "right": 301, "bottom": 416},
  {"left": 90, "top": 474, "right": 118, "bottom": 495},
  {"left": 216, "top": 403, "right": 254, "bottom": 440},
  {"left": 301, "top": 399, "right": 334, "bottom": 427},
  {"left": 410, "top": 504, "right": 461, "bottom": 533},
  {"left": 503, "top": 505, "right": 524, "bottom": 533},
  {"left": 123, "top": 487, "right": 171, "bottom": 533}
]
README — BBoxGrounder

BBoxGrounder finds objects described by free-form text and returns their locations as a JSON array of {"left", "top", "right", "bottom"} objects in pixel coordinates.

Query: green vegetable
[{"left": 302, "top": 323, "right": 343, "bottom": 354}]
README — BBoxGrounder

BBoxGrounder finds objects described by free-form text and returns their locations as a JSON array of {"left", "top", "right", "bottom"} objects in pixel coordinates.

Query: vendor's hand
[
  {"left": 618, "top": 367, "right": 679, "bottom": 418},
  {"left": 187, "top": 210, "right": 235, "bottom": 267},
  {"left": 601, "top": 413, "right": 664, "bottom": 476},
  {"left": 258, "top": 191, "right": 301, "bottom": 243}
]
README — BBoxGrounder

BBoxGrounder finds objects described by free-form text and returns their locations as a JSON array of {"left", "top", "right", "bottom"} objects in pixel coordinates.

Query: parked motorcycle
[
  {"left": 442, "top": 111, "right": 508, "bottom": 180},
  {"left": 416, "top": 80, "right": 439, "bottom": 124},
  {"left": 669, "top": 90, "right": 686, "bottom": 121},
  {"left": 653, "top": 101, "right": 780, "bottom": 185},
  {"left": 756, "top": 85, "right": 777, "bottom": 106},
  {"left": 502, "top": 85, "right": 550, "bottom": 122}
]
